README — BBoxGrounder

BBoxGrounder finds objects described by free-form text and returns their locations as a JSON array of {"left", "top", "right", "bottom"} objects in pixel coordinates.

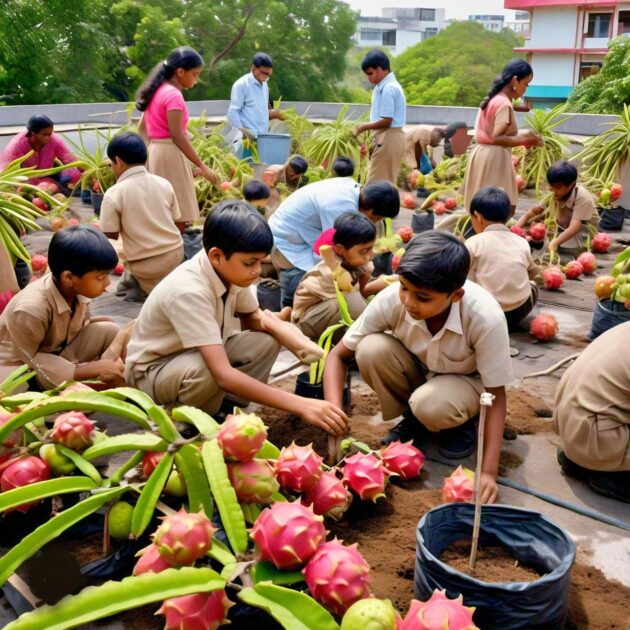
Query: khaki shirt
[
  {"left": 556, "top": 185, "right": 597, "bottom": 231},
  {"left": 100, "top": 166, "right": 183, "bottom": 262},
  {"left": 0, "top": 273, "right": 91, "bottom": 383},
  {"left": 403, "top": 125, "right": 433, "bottom": 169},
  {"left": 292, "top": 258, "right": 373, "bottom": 322},
  {"left": 125, "top": 251, "right": 259, "bottom": 373},
  {"left": 466, "top": 224, "right": 540, "bottom": 312},
  {"left": 343, "top": 280, "right": 513, "bottom": 388}
]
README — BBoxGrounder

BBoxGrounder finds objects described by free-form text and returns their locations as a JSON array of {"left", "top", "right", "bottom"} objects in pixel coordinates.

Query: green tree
[
  {"left": 567, "top": 36, "right": 630, "bottom": 114},
  {"left": 394, "top": 22, "right": 524, "bottom": 107}
]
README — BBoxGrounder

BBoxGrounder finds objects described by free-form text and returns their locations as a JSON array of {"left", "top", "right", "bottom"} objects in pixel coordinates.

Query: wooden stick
[{"left": 469, "top": 392, "right": 495, "bottom": 571}]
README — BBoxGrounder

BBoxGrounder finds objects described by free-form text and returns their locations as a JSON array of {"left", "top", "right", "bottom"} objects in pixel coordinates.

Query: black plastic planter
[
  {"left": 372, "top": 252, "right": 392, "bottom": 277},
  {"left": 90, "top": 191, "right": 104, "bottom": 216},
  {"left": 411, "top": 212, "right": 434, "bottom": 234},
  {"left": 414, "top": 503, "right": 575, "bottom": 630},
  {"left": 80, "top": 188, "right": 92, "bottom": 205},
  {"left": 588, "top": 298, "right": 630, "bottom": 339},
  {"left": 597, "top": 206, "right": 625, "bottom": 231},
  {"left": 294, "top": 371, "right": 351, "bottom": 410},
  {"left": 257, "top": 282, "right": 281, "bottom": 312}
]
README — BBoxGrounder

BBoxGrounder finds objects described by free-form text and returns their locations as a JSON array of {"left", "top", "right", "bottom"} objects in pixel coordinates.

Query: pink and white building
[{"left": 504, "top": 1, "right": 630, "bottom": 107}]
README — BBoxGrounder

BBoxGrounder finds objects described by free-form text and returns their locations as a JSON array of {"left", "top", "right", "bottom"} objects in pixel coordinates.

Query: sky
[{"left": 344, "top": 1, "right": 518, "bottom": 21}]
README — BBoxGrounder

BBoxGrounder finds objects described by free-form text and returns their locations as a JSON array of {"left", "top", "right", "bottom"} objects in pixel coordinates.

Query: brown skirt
[
  {"left": 0, "top": 243, "right": 18, "bottom": 294},
  {"left": 147, "top": 139, "right": 199, "bottom": 223}
]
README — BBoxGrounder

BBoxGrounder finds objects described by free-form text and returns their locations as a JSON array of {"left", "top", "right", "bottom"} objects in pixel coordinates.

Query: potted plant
[{"left": 582, "top": 177, "right": 625, "bottom": 231}]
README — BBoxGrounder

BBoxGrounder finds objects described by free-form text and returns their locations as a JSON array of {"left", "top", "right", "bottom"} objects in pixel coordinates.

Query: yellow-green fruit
[
  {"left": 164, "top": 470, "right": 187, "bottom": 497},
  {"left": 611, "top": 262, "right": 625, "bottom": 277},
  {"left": 616, "top": 274, "right": 627, "bottom": 285},
  {"left": 39, "top": 443, "right": 76, "bottom": 475},
  {"left": 108, "top": 501, "right": 133, "bottom": 541},
  {"left": 341, "top": 598, "right": 399, "bottom": 630}
]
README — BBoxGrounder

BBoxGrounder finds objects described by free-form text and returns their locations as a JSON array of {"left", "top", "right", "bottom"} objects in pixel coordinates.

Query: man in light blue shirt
[
  {"left": 227, "top": 52, "right": 283, "bottom": 140},
  {"left": 269, "top": 178, "right": 400, "bottom": 309},
  {"left": 353, "top": 50, "right": 406, "bottom": 185}
]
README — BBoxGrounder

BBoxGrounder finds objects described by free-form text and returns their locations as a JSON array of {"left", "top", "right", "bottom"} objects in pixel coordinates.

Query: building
[
  {"left": 353, "top": 7, "right": 447, "bottom": 56},
  {"left": 469, "top": 14, "right": 505, "bottom": 32},
  {"left": 504, "top": 1, "right": 630, "bottom": 108},
  {"left": 505, "top": 10, "right": 531, "bottom": 36}
]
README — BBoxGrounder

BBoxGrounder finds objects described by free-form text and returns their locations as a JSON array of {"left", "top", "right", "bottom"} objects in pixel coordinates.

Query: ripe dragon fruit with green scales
[
  {"left": 227, "top": 458, "right": 279, "bottom": 504},
  {"left": 380, "top": 440, "right": 425, "bottom": 480},
  {"left": 152, "top": 509, "right": 216, "bottom": 567},
  {"left": 275, "top": 442, "right": 323, "bottom": 493},
  {"left": 342, "top": 452, "right": 389, "bottom": 501},
  {"left": 156, "top": 590, "right": 234, "bottom": 630},
  {"left": 132, "top": 544, "right": 172, "bottom": 576},
  {"left": 250, "top": 500, "right": 326, "bottom": 569},
  {"left": 50, "top": 411, "right": 95, "bottom": 452},
  {"left": 216, "top": 412, "right": 268, "bottom": 462},
  {"left": 303, "top": 469, "right": 352, "bottom": 519},
  {"left": 402, "top": 589, "right": 479, "bottom": 630},
  {"left": 442, "top": 466, "right": 474, "bottom": 503}
]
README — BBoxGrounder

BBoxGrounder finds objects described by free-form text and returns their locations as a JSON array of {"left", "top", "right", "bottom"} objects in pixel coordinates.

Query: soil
[{"left": 505, "top": 386, "right": 556, "bottom": 435}]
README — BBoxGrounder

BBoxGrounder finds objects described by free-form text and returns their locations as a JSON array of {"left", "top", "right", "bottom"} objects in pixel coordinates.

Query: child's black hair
[
  {"left": 202, "top": 200, "right": 273, "bottom": 258},
  {"left": 480, "top": 59, "right": 533, "bottom": 110},
  {"left": 107, "top": 132, "right": 147, "bottom": 166},
  {"left": 360, "top": 181, "right": 400, "bottom": 219},
  {"left": 287, "top": 155, "right": 308, "bottom": 175},
  {"left": 333, "top": 212, "right": 376, "bottom": 249},
  {"left": 243, "top": 180, "right": 271, "bottom": 202},
  {"left": 252, "top": 52, "right": 273, "bottom": 68},
  {"left": 469, "top": 186, "right": 511, "bottom": 223},
  {"left": 361, "top": 50, "right": 390, "bottom": 72},
  {"left": 332, "top": 156, "right": 355, "bottom": 177},
  {"left": 136, "top": 47, "right": 204, "bottom": 112},
  {"left": 26, "top": 115, "right": 54, "bottom": 134},
  {"left": 547, "top": 160, "right": 578, "bottom": 186},
  {"left": 48, "top": 225, "right": 118, "bottom": 279},
  {"left": 397, "top": 231, "right": 470, "bottom": 294}
]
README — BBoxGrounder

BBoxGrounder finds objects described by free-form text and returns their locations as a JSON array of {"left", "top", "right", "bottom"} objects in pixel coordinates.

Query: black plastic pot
[
  {"left": 411, "top": 212, "right": 434, "bottom": 234},
  {"left": 257, "top": 282, "right": 281, "bottom": 311},
  {"left": 80, "top": 189, "right": 92, "bottom": 205},
  {"left": 294, "top": 371, "right": 351, "bottom": 410},
  {"left": 416, "top": 187, "right": 431, "bottom": 199},
  {"left": 90, "top": 191, "right": 104, "bottom": 216},
  {"left": 597, "top": 206, "right": 625, "bottom": 231},
  {"left": 414, "top": 503, "right": 575, "bottom": 630},
  {"left": 372, "top": 252, "right": 392, "bottom": 277},
  {"left": 588, "top": 298, "right": 630, "bottom": 340}
]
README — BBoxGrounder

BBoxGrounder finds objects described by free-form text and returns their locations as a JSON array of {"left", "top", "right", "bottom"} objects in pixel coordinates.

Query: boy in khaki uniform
[
  {"left": 125, "top": 200, "right": 349, "bottom": 436},
  {"left": 101, "top": 133, "right": 184, "bottom": 297},
  {"left": 466, "top": 187, "right": 540, "bottom": 329},
  {"left": 554, "top": 321, "right": 630, "bottom": 503},
  {"left": 324, "top": 231, "right": 513, "bottom": 504},
  {"left": 0, "top": 226, "right": 124, "bottom": 389},
  {"left": 403, "top": 125, "right": 447, "bottom": 171}
]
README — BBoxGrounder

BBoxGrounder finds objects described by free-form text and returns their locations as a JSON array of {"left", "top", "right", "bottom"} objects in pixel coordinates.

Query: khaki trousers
[
  {"left": 366, "top": 127, "right": 405, "bottom": 185},
  {"left": 129, "top": 331, "right": 280, "bottom": 415},
  {"left": 129, "top": 245, "right": 185, "bottom": 294},
  {"left": 297, "top": 293, "right": 367, "bottom": 341},
  {"left": 356, "top": 333, "right": 484, "bottom": 429}
]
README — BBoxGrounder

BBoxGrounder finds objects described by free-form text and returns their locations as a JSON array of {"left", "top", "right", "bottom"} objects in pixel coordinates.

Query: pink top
[
  {"left": 143, "top": 83, "right": 189, "bottom": 139},
  {"left": 0, "top": 131, "right": 81, "bottom": 184},
  {"left": 474, "top": 94, "right": 517, "bottom": 145}
]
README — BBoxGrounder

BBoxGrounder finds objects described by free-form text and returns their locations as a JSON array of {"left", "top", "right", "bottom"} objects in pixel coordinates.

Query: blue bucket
[{"left": 257, "top": 133, "right": 291, "bottom": 165}]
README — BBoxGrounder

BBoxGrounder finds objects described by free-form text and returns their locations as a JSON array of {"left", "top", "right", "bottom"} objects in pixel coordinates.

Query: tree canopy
[
  {"left": 567, "top": 36, "right": 630, "bottom": 114},
  {"left": 394, "top": 22, "right": 524, "bottom": 107}
]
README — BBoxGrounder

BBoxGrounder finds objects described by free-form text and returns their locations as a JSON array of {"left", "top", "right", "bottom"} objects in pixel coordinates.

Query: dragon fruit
[
  {"left": 401, "top": 194, "right": 415, "bottom": 210},
  {"left": 341, "top": 598, "right": 402, "bottom": 630},
  {"left": 227, "top": 458, "right": 279, "bottom": 504},
  {"left": 142, "top": 451, "right": 165, "bottom": 478},
  {"left": 342, "top": 453, "right": 389, "bottom": 502},
  {"left": 444, "top": 197, "right": 457, "bottom": 210},
  {"left": 398, "top": 226, "right": 413, "bottom": 243},
  {"left": 577, "top": 251, "right": 597, "bottom": 274},
  {"left": 303, "top": 470, "right": 352, "bottom": 519},
  {"left": 153, "top": 509, "right": 216, "bottom": 567},
  {"left": 0, "top": 408, "right": 21, "bottom": 449},
  {"left": 530, "top": 313, "right": 558, "bottom": 341},
  {"left": 433, "top": 202, "right": 447, "bottom": 215},
  {"left": 50, "top": 411, "right": 95, "bottom": 452},
  {"left": 250, "top": 501, "right": 326, "bottom": 569},
  {"left": 157, "top": 590, "right": 234, "bottom": 630},
  {"left": 528, "top": 222, "right": 546, "bottom": 241},
  {"left": 380, "top": 441, "right": 425, "bottom": 480},
  {"left": 563, "top": 260, "right": 583, "bottom": 280},
  {"left": 30, "top": 254, "right": 48, "bottom": 273},
  {"left": 509, "top": 225, "right": 526, "bottom": 238},
  {"left": 542, "top": 266, "right": 565, "bottom": 290},
  {"left": 216, "top": 412, "right": 267, "bottom": 462},
  {"left": 515, "top": 175, "right": 526, "bottom": 191},
  {"left": 591, "top": 232, "right": 611, "bottom": 254},
  {"left": 0, "top": 457, "right": 50, "bottom": 512},
  {"left": 303, "top": 539, "right": 372, "bottom": 616},
  {"left": 442, "top": 466, "right": 474, "bottom": 503},
  {"left": 594, "top": 275, "right": 616, "bottom": 300},
  {"left": 403, "top": 590, "right": 479, "bottom": 630},
  {"left": 58, "top": 382, "right": 95, "bottom": 397},
  {"left": 275, "top": 442, "right": 323, "bottom": 493},
  {"left": 610, "top": 183, "right": 623, "bottom": 201},
  {"left": 132, "top": 544, "right": 172, "bottom": 576}
]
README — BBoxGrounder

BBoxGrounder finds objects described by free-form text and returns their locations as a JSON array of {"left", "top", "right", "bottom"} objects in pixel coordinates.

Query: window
[
  {"left": 382, "top": 30, "right": 396, "bottom": 46},
  {"left": 619, "top": 11, "right": 630, "bottom": 35},
  {"left": 360, "top": 29, "right": 383, "bottom": 41},
  {"left": 424, "top": 27, "right": 438, "bottom": 39},
  {"left": 419, "top": 9, "right": 435, "bottom": 22},
  {"left": 579, "top": 61, "right": 603, "bottom": 82},
  {"left": 587, "top": 13, "right": 611, "bottom": 38}
]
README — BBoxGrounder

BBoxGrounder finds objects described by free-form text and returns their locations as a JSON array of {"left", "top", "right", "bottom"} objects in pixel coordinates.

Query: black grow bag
[
  {"left": 597, "top": 206, "right": 625, "bottom": 231},
  {"left": 411, "top": 212, "right": 434, "bottom": 234},
  {"left": 294, "top": 371, "right": 351, "bottom": 410},
  {"left": 414, "top": 503, "right": 576, "bottom": 630},
  {"left": 372, "top": 252, "right": 392, "bottom": 277},
  {"left": 588, "top": 298, "right": 630, "bottom": 340}
]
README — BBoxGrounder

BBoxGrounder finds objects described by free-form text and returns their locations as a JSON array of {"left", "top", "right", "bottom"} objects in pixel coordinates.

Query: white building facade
[{"left": 468, "top": 14, "right": 506, "bottom": 32}]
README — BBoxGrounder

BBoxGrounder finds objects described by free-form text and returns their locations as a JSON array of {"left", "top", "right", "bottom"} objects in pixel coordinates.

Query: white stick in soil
[{"left": 469, "top": 391, "right": 495, "bottom": 571}]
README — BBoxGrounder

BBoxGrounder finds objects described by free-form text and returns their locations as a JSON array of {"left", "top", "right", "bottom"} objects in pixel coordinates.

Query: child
[
  {"left": 353, "top": 50, "right": 406, "bottom": 185},
  {"left": 243, "top": 179, "right": 271, "bottom": 214},
  {"left": 262, "top": 155, "right": 308, "bottom": 188},
  {"left": 292, "top": 213, "right": 386, "bottom": 341},
  {"left": 553, "top": 321, "right": 630, "bottom": 503},
  {"left": 332, "top": 157, "right": 355, "bottom": 178},
  {"left": 125, "top": 200, "right": 348, "bottom": 435},
  {"left": 323, "top": 231, "right": 513, "bottom": 504},
  {"left": 516, "top": 160, "right": 598, "bottom": 255},
  {"left": 467, "top": 186, "right": 540, "bottom": 329},
  {"left": 100, "top": 132, "right": 185, "bottom": 299},
  {"left": 0, "top": 226, "right": 124, "bottom": 389}
]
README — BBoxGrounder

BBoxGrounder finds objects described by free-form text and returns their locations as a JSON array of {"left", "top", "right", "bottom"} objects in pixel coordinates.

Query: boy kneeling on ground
[
  {"left": 323, "top": 231, "right": 514, "bottom": 503},
  {"left": 125, "top": 200, "right": 348, "bottom": 435}
]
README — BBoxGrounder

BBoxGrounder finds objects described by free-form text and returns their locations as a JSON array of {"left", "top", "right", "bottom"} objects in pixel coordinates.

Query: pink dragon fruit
[
  {"left": 142, "top": 451, "right": 165, "bottom": 478},
  {"left": 528, "top": 222, "right": 547, "bottom": 242},
  {"left": 577, "top": 251, "right": 597, "bottom": 275},
  {"left": 341, "top": 598, "right": 402, "bottom": 630},
  {"left": 591, "top": 232, "right": 611, "bottom": 254},
  {"left": 58, "top": 382, "right": 95, "bottom": 397},
  {"left": 530, "top": 313, "right": 558, "bottom": 341},
  {"left": 132, "top": 543, "right": 172, "bottom": 576},
  {"left": 342, "top": 453, "right": 389, "bottom": 502},
  {"left": 509, "top": 225, "right": 526, "bottom": 238},
  {"left": 250, "top": 501, "right": 326, "bottom": 569},
  {"left": 442, "top": 466, "right": 474, "bottom": 503},
  {"left": 0, "top": 408, "right": 21, "bottom": 449},
  {"left": 542, "top": 266, "right": 565, "bottom": 290},
  {"left": 303, "top": 539, "right": 372, "bottom": 616},
  {"left": 0, "top": 457, "right": 50, "bottom": 512},
  {"left": 275, "top": 442, "right": 323, "bottom": 493},
  {"left": 227, "top": 458, "right": 279, "bottom": 504},
  {"left": 402, "top": 590, "right": 479, "bottom": 630},
  {"left": 380, "top": 441, "right": 425, "bottom": 480},
  {"left": 216, "top": 412, "right": 267, "bottom": 462},
  {"left": 153, "top": 509, "right": 216, "bottom": 567},
  {"left": 156, "top": 590, "right": 234, "bottom": 630},
  {"left": 303, "top": 470, "right": 352, "bottom": 519},
  {"left": 50, "top": 411, "right": 95, "bottom": 451},
  {"left": 563, "top": 260, "right": 583, "bottom": 280}
]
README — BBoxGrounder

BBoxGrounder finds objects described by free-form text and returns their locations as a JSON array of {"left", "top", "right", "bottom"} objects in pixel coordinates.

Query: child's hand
[
  {"left": 98, "top": 358, "right": 126, "bottom": 387},
  {"left": 548, "top": 238, "right": 559, "bottom": 254},
  {"left": 300, "top": 399, "right": 348, "bottom": 436},
  {"left": 479, "top": 472, "right": 499, "bottom": 504}
]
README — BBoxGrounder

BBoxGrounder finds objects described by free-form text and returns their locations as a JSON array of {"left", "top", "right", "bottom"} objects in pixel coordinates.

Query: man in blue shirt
[
  {"left": 227, "top": 52, "right": 284, "bottom": 141},
  {"left": 353, "top": 50, "right": 406, "bottom": 185},
  {"left": 269, "top": 178, "right": 399, "bottom": 310}
]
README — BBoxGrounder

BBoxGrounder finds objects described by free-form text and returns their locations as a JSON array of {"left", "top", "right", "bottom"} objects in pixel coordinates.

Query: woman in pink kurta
[
  {"left": 0, "top": 115, "right": 81, "bottom": 186},
  {"left": 462, "top": 59, "right": 541, "bottom": 213}
]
